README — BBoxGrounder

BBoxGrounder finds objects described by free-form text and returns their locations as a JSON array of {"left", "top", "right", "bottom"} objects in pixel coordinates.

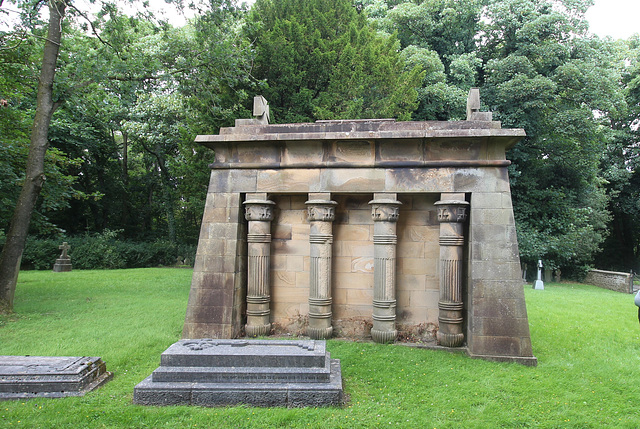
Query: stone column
[
  {"left": 244, "top": 195, "right": 275, "bottom": 337},
  {"left": 305, "top": 194, "right": 337, "bottom": 339},
  {"left": 435, "top": 196, "right": 469, "bottom": 347},
  {"left": 369, "top": 194, "right": 401, "bottom": 344}
]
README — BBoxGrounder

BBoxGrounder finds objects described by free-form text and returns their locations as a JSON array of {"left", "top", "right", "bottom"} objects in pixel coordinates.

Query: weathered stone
[
  {"left": 52, "top": 242, "right": 72, "bottom": 272},
  {"left": 133, "top": 339, "right": 342, "bottom": 407},
  {"left": 184, "top": 90, "right": 536, "bottom": 365},
  {"left": 0, "top": 356, "right": 112, "bottom": 400},
  {"left": 584, "top": 269, "right": 633, "bottom": 294}
]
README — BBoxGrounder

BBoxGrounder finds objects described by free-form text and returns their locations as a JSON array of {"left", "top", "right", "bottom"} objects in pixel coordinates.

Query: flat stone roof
[{"left": 196, "top": 119, "right": 526, "bottom": 150}]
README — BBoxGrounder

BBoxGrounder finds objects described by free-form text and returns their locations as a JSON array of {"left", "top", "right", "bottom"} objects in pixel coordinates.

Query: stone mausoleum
[{"left": 182, "top": 90, "right": 537, "bottom": 365}]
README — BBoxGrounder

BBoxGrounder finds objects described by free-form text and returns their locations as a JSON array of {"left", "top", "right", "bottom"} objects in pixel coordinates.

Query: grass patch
[{"left": 1, "top": 270, "right": 640, "bottom": 428}]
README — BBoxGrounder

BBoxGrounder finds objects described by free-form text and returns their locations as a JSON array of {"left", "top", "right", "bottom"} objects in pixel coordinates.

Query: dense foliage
[{"left": 0, "top": 0, "right": 639, "bottom": 282}]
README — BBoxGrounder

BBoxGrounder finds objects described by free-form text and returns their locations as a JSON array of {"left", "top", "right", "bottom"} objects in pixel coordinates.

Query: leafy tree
[
  {"left": 596, "top": 37, "right": 640, "bottom": 272},
  {"left": 362, "top": 0, "right": 627, "bottom": 276},
  {"left": 246, "top": 0, "right": 422, "bottom": 123},
  {"left": 0, "top": 0, "right": 67, "bottom": 311},
  {"left": 480, "top": 0, "right": 623, "bottom": 276}
]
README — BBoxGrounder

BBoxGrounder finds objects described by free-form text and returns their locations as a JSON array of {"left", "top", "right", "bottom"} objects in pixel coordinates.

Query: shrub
[{"left": 20, "top": 231, "right": 196, "bottom": 270}]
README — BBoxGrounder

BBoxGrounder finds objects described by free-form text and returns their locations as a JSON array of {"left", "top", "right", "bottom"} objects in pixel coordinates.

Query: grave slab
[
  {"left": 133, "top": 339, "right": 343, "bottom": 407},
  {"left": 0, "top": 356, "right": 112, "bottom": 400}
]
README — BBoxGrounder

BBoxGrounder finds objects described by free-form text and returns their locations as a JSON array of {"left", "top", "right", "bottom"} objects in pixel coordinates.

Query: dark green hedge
[{"left": 19, "top": 231, "right": 196, "bottom": 270}]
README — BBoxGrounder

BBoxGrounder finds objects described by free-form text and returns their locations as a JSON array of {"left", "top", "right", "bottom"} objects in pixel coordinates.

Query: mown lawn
[{"left": 1, "top": 269, "right": 639, "bottom": 428}]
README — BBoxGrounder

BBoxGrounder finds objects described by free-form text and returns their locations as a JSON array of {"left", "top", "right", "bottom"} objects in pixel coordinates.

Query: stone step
[
  {"left": 151, "top": 361, "right": 331, "bottom": 384},
  {"left": 134, "top": 339, "right": 343, "bottom": 407},
  {"left": 160, "top": 339, "right": 327, "bottom": 368},
  {"left": 135, "top": 359, "right": 343, "bottom": 407}
]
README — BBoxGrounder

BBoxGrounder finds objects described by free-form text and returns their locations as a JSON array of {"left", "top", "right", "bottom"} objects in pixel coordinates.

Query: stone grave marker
[
  {"left": 134, "top": 339, "right": 343, "bottom": 407},
  {"left": 533, "top": 259, "right": 544, "bottom": 290},
  {"left": 0, "top": 356, "right": 112, "bottom": 400},
  {"left": 52, "top": 241, "right": 72, "bottom": 272}
]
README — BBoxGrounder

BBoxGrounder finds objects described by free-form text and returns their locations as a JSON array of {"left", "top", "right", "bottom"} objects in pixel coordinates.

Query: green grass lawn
[{"left": 1, "top": 269, "right": 640, "bottom": 428}]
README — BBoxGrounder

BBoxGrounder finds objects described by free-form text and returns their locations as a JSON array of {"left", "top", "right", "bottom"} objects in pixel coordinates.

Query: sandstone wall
[{"left": 584, "top": 269, "right": 632, "bottom": 294}]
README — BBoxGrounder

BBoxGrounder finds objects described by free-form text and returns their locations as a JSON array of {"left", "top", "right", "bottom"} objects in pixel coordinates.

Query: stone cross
[
  {"left": 59, "top": 242, "right": 70, "bottom": 259},
  {"left": 533, "top": 259, "right": 544, "bottom": 290}
]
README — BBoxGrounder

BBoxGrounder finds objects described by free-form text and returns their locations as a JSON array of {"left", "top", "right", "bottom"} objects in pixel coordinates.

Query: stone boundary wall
[{"left": 584, "top": 269, "right": 633, "bottom": 294}]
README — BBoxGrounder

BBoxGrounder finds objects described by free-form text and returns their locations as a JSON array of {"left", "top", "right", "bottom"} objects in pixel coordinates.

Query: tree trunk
[{"left": 0, "top": 0, "right": 66, "bottom": 312}]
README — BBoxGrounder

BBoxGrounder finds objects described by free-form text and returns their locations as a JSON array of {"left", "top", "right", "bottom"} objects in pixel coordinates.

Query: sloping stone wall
[{"left": 584, "top": 269, "right": 632, "bottom": 294}]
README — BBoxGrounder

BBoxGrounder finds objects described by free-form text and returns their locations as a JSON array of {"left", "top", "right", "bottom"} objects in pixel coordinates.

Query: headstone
[
  {"left": 533, "top": 259, "right": 544, "bottom": 290},
  {"left": 0, "top": 356, "right": 112, "bottom": 400},
  {"left": 52, "top": 242, "right": 72, "bottom": 272},
  {"left": 133, "top": 339, "right": 343, "bottom": 407}
]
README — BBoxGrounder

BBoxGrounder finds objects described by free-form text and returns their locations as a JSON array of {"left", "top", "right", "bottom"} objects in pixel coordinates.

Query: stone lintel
[{"left": 198, "top": 120, "right": 525, "bottom": 170}]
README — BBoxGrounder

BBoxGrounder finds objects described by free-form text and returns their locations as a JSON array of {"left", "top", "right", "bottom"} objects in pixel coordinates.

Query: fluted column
[
  {"left": 244, "top": 196, "right": 275, "bottom": 337},
  {"left": 369, "top": 194, "right": 401, "bottom": 344},
  {"left": 435, "top": 197, "right": 469, "bottom": 347},
  {"left": 305, "top": 194, "right": 337, "bottom": 339}
]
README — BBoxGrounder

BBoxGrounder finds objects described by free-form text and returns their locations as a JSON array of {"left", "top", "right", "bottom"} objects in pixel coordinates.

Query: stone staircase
[{"left": 133, "top": 339, "right": 343, "bottom": 407}]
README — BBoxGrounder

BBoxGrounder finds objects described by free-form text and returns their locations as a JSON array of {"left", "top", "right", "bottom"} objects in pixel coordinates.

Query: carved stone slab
[
  {"left": 0, "top": 356, "right": 112, "bottom": 400},
  {"left": 133, "top": 339, "right": 343, "bottom": 407}
]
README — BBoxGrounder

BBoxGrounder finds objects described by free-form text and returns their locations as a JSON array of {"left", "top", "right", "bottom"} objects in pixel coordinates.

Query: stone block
[
  {"left": 351, "top": 257, "right": 374, "bottom": 273},
  {"left": 295, "top": 271, "right": 310, "bottom": 288},
  {"left": 0, "top": 356, "right": 112, "bottom": 400},
  {"left": 272, "top": 286, "right": 308, "bottom": 303},
  {"left": 472, "top": 317, "right": 531, "bottom": 337},
  {"left": 291, "top": 224, "right": 310, "bottom": 241},
  {"left": 286, "top": 255, "right": 305, "bottom": 272},
  {"left": 338, "top": 241, "right": 374, "bottom": 258},
  {"left": 338, "top": 194, "right": 373, "bottom": 210},
  {"left": 334, "top": 224, "right": 371, "bottom": 241},
  {"left": 471, "top": 297, "right": 526, "bottom": 319},
  {"left": 186, "top": 288, "right": 234, "bottom": 308},
  {"left": 337, "top": 272, "right": 374, "bottom": 290},
  {"left": 397, "top": 241, "right": 425, "bottom": 259},
  {"left": 385, "top": 168, "right": 454, "bottom": 193},
  {"left": 209, "top": 169, "right": 257, "bottom": 193},
  {"left": 397, "top": 273, "right": 426, "bottom": 291},
  {"left": 257, "top": 169, "right": 320, "bottom": 193},
  {"left": 282, "top": 141, "right": 324, "bottom": 165},
  {"left": 272, "top": 224, "right": 292, "bottom": 240},
  {"left": 400, "top": 225, "right": 439, "bottom": 242},
  {"left": 272, "top": 239, "right": 309, "bottom": 256},
  {"left": 328, "top": 140, "right": 375, "bottom": 165},
  {"left": 272, "top": 271, "right": 297, "bottom": 287},
  {"left": 319, "top": 168, "right": 385, "bottom": 192},
  {"left": 377, "top": 139, "right": 423, "bottom": 163},
  {"left": 401, "top": 258, "right": 429, "bottom": 275},
  {"left": 468, "top": 335, "right": 527, "bottom": 359},
  {"left": 346, "top": 288, "right": 373, "bottom": 305},
  {"left": 133, "top": 340, "right": 343, "bottom": 407}
]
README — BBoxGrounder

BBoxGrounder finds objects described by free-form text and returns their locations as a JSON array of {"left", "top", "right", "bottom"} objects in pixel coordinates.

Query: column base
[
  {"left": 371, "top": 328, "right": 397, "bottom": 344},
  {"left": 246, "top": 324, "right": 271, "bottom": 337},
  {"left": 307, "top": 325, "right": 333, "bottom": 340},
  {"left": 437, "top": 331, "right": 464, "bottom": 348}
]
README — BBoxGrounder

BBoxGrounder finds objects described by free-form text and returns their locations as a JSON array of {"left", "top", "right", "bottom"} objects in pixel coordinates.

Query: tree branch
[{"left": 66, "top": 2, "right": 114, "bottom": 50}]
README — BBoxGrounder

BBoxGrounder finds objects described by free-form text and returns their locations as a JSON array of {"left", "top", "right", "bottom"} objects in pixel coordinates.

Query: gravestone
[
  {"left": 133, "top": 339, "right": 342, "bottom": 407},
  {"left": 533, "top": 260, "right": 544, "bottom": 290},
  {"left": 52, "top": 242, "right": 72, "bottom": 272},
  {"left": 0, "top": 356, "right": 112, "bottom": 400}
]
